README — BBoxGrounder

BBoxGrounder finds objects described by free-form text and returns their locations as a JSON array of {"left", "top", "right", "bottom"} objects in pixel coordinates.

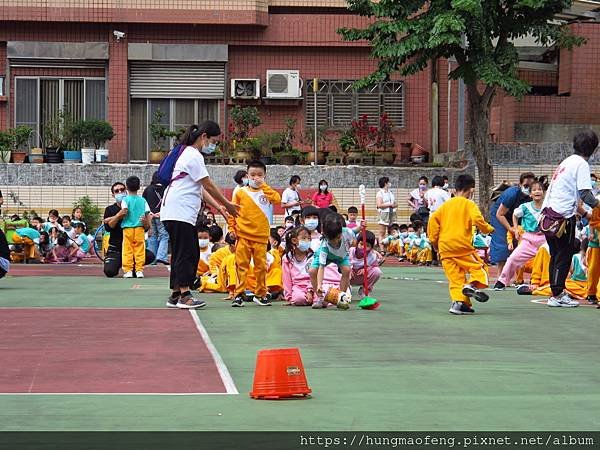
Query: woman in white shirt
[
  {"left": 407, "top": 176, "right": 428, "bottom": 213},
  {"left": 160, "top": 121, "right": 239, "bottom": 310},
  {"left": 376, "top": 176, "right": 397, "bottom": 249}
]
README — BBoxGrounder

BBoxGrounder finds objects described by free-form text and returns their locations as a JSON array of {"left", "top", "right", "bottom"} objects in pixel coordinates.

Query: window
[
  {"left": 305, "top": 79, "right": 405, "bottom": 128},
  {"left": 0, "top": 76, "right": 4, "bottom": 96},
  {"left": 129, "top": 98, "right": 219, "bottom": 162},
  {"left": 14, "top": 77, "right": 107, "bottom": 148}
]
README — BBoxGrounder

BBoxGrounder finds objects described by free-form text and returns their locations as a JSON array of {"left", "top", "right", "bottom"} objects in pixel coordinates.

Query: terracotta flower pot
[{"left": 12, "top": 151, "right": 27, "bottom": 163}]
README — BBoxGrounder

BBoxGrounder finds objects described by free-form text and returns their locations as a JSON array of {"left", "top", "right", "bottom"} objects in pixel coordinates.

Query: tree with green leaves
[{"left": 339, "top": 0, "right": 583, "bottom": 215}]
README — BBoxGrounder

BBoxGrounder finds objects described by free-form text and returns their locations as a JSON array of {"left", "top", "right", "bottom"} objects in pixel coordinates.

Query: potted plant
[
  {"left": 376, "top": 113, "right": 396, "bottom": 165},
  {"left": 304, "top": 125, "right": 329, "bottom": 165},
  {"left": 229, "top": 106, "right": 262, "bottom": 162},
  {"left": 0, "top": 130, "right": 12, "bottom": 163},
  {"left": 276, "top": 147, "right": 302, "bottom": 165},
  {"left": 42, "top": 112, "right": 64, "bottom": 163},
  {"left": 149, "top": 110, "right": 175, "bottom": 164},
  {"left": 62, "top": 114, "right": 82, "bottom": 164},
  {"left": 29, "top": 147, "right": 44, "bottom": 164},
  {"left": 410, "top": 143, "right": 428, "bottom": 163},
  {"left": 83, "top": 119, "right": 114, "bottom": 163},
  {"left": 11, "top": 125, "right": 33, "bottom": 163},
  {"left": 254, "top": 131, "right": 282, "bottom": 165}
]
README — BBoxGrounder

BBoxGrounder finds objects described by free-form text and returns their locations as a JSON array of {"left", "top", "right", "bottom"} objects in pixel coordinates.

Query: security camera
[{"left": 113, "top": 30, "right": 125, "bottom": 40}]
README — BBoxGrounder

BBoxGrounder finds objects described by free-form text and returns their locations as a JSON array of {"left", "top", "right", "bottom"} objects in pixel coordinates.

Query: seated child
[
  {"left": 196, "top": 224, "right": 213, "bottom": 276},
  {"left": 43, "top": 209, "right": 61, "bottom": 233},
  {"left": 583, "top": 223, "right": 600, "bottom": 304},
  {"left": 71, "top": 207, "right": 87, "bottom": 230},
  {"left": 208, "top": 224, "right": 224, "bottom": 245},
  {"left": 30, "top": 216, "right": 44, "bottom": 232},
  {"left": 11, "top": 226, "right": 41, "bottom": 262},
  {"left": 349, "top": 230, "right": 384, "bottom": 298},
  {"left": 200, "top": 232, "right": 236, "bottom": 294},
  {"left": 517, "top": 243, "right": 551, "bottom": 297},
  {"left": 408, "top": 221, "right": 433, "bottom": 265},
  {"left": 402, "top": 224, "right": 416, "bottom": 258},
  {"left": 46, "top": 232, "right": 78, "bottom": 263},
  {"left": 60, "top": 215, "right": 77, "bottom": 242},
  {"left": 563, "top": 240, "right": 588, "bottom": 301},
  {"left": 472, "top": 228, "right": 491, "bottom": 263},
  {"left": 73, "top": 222, "right": 92, "bottom": 259},
  {"left": 309, "top": 213, "right": 354, "bottom": 309},
  {"left": 428, "top": 174, "right": 494, "bottom": 315},
  {"left": 0, "top": 229, "right": 10, "bottom": 279},
  {"left": 38, "top": 231, "right": 53, "bottom": 262},
  {"left": 300, "top": 206, "right": 322, "bottom": 251},
  {"left": 381, "top": 224, "right": 400, "bottom": 256},
  {"left": 267, "top": 230, "right": 284, "bottom": 300},
  {"left": 346, "top": 206, "right": 359, "bottom": 229}
]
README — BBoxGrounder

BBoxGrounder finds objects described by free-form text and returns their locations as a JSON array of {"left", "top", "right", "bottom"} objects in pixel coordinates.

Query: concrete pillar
[{"left": 107, "top": 28, "right": 128, "bottom": 162}]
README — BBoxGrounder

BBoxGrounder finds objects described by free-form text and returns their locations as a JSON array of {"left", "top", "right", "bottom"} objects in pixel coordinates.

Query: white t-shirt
[
  {"left": 376, "top": 189, "right": 395, "bottom": 213},
  {"left": 425, "top": 187, "right": 450, "bottom": 213},
  {"left": 281, "top": 187, "right": 301, "bottom": 216},
  {"left": 544, "top": 154, "right": 592, "bottom": 218},
  {"left": 409, "top": 188, "right": 427, "bottom": 211},
  {"left": 160, "top": 146, "right": 210, "bottom": 225}
]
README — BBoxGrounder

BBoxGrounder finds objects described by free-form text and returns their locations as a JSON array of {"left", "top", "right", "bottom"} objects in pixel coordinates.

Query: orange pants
[
  {"left": 441, "top": 252, "right": 489, "bottom": 306},
  {"left": 235, "top": 238, "right": 267, "bottom": 298},
  {"left": 122, "top": 227, "right": 146, "bottom": 273},
  {"left": 586, "top": 247, "right": 600, "bottom": 297},
  {"left": 11, "top": 235, "right": 37, "bottom": 260}
]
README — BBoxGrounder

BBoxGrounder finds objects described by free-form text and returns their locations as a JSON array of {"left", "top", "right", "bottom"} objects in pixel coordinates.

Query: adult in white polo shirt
[
  {"left": 542, "top": 130, "right": 599, "bottom": 307},
  {"left": 160, "top": 121, "right": 239, "bottom": 310}
]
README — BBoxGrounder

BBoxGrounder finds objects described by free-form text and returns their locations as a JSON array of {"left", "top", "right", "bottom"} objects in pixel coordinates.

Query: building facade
[{"left": 0, "top": 0, "right": 599, "bottom": 163}]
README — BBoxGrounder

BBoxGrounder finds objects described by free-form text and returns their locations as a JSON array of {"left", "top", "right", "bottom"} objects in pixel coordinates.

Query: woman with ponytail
[{"left": 160, "top": 121, "right": 239, "bottom": 309}]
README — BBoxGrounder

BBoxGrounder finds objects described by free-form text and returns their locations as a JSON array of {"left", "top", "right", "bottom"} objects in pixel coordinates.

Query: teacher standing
[{"left": 160, "top": 121, "right": 239, "bottom": 309}]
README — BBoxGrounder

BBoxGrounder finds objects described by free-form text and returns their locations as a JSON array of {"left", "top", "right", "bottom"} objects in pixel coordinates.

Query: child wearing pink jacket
[
  {"left": 282, "top": 226, "right": 342, "bottom": 306},
  {"left": 350, "top": 230, "right": 384, "bottom": 297}
]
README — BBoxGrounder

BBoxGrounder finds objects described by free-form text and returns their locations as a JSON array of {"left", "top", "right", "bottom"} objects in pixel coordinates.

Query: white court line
[{"left": 188, "top": 310, "right": 239, "bottom": 395}]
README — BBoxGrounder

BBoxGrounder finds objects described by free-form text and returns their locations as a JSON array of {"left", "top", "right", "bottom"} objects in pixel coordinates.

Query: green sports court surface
[{"left": 0, "top": 264, "right": 598, "bottom": 432}]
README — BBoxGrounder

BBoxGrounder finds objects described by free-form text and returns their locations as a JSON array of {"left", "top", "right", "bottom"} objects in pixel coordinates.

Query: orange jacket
[{"left": 428, "top": 196, "right": 494, "bottom": 259}]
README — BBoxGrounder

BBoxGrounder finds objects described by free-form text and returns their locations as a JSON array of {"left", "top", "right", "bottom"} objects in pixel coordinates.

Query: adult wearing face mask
[
  {"left": 489, "top": 171, "right": 536, "bottom": 277},
  {"left": 160, "top": 121, "right": 239, "bottom": 309},
  {"left": 281, "top": 175, "right": 310, "bottom": 217},
  {"left": 408, "top": 176, "right": 429, "bottom": 213},
  {"left": 103, "top": 182, "right": 155, "bottom": 278},
  {"left": 591, "top": 173, "right": 599, "bottom": 196},
  {"left": 312, "top": 179, "right": 335, "bottom": 208},
  {"left": 376, "top": 177, "right": 397, "bottom": 250}
]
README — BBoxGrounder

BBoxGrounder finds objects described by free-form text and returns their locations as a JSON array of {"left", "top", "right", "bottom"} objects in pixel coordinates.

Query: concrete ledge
[{"left": 0, "top": 163, "right": 472, "bottom": 189}]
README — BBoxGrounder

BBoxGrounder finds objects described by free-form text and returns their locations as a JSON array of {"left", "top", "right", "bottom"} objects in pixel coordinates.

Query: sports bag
[
  {"left": 156, "top": 144, "right": 186, "bottom": 186},
  {"left": 539, "top": 207, "right": 566, "bottom": 239}
]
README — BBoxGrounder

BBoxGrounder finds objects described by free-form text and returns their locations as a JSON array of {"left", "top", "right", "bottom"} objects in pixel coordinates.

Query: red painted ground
[{"left": 0, "top": 309, "right": 227, "bottom": 393}]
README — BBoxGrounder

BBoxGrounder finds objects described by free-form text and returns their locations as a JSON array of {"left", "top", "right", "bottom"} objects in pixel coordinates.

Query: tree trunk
[{"left": 466, "top": 85, "right": 494, "bottom": 219}]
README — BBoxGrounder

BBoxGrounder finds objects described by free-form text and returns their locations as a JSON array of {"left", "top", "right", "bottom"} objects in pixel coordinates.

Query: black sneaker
[
  {"left": 586, "top": 295, "right": 598, "bottom": 305},
  {"left": 166, "top": 294, "right": 180, "bottom": 308},
  {"left": 176, "top": 293, "right": 206, "bottom": 309},
  {"left": 191, "top": 276, "right": 202, "bottom": 291},
  {"left": 493, "top": 281, "right": 506, "bottom": 291},
  {"left": 449, "top": 301, "right": 475, "bottom": 315},
  {"left": 462, "top": 284, "right": 490, "bottom": 303},
  {"left": 231, "top": 296, "right": 245, "bottom": 307},
  {"left": 253, "top": 296, "right": 272, "bottom": 306},
  {"left": 517, "top": 285, "right": 533, "bottom": 295}
]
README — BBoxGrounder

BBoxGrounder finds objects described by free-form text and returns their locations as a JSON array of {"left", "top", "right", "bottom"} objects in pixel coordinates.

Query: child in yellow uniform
[
  {"left": 200, "top": 233, "right": 236, "bottom": 294},
  {"left": 582, "top": 224, "right": 600, "bottom": 304},
  {"left": 564, "top": 240, "right": 588, "bottom": 300},
  {"left": 428, "top": 174, "right": 494, "bottom": 315},
  {"left": 228, "top": 160, "right": 281, "bottom": 307},
  {"left": 196, "top": 224, "right": 212, "bottom": 276},
  {"left": 267, "top": 230, "right": 284, "bottom": 300}
]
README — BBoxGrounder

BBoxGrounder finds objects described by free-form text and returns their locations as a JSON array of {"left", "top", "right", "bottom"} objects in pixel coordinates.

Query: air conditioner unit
[
  {"left": 231, "top": 79, "right": 260, "bottom": 99},
  {"left": 266, "top": 70, "right": 302, "bottom": 98}
]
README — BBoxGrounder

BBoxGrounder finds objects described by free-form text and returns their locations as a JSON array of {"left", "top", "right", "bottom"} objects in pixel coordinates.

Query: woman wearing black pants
[
  {"left": 160, "top": 121, "right": 239, "bottom": 309},
  {"left": 543, "top": 130, "right": 599, "bottom": 307}
]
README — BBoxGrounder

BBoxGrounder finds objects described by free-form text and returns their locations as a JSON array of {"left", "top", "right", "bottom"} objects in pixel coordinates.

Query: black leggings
[
  {"left": 164, "top": 220, "right": 199, "bottom": 290},
  {"left": 547, "top": 216, "right": 578, "bottom": 297}
]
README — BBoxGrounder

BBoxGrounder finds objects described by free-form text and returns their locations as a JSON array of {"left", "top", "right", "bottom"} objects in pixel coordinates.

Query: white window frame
[{"left": 14, "top": 76, "right": 107, "bottom": 147}]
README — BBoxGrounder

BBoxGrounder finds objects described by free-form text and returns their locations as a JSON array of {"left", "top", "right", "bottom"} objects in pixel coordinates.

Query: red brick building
[{"left": 0, "top": 0, "right": 599, "bottom": 163}]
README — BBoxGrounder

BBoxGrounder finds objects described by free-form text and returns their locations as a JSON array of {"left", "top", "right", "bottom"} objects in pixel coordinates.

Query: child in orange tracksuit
[
  {"left": 228, "top": 160, "right": 281, "bottom": 307},
  {"left": 428, "top": 174, "right": 494, "bottom": 315}
]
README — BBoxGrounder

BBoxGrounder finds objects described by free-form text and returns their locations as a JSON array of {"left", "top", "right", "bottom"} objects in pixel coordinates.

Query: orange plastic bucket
[{"left": 249, "top": 348, "right": 312, "bottom": 400}]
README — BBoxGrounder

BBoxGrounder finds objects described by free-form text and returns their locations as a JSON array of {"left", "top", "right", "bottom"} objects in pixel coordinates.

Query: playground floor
[{"left": 0, "top": 263, "right": 599, "bottom": 432}]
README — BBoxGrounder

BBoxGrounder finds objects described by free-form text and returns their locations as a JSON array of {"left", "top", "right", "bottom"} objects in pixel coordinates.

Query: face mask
[
  {"left": 297, "top": 240, "right": 311, "bottom": 252},
  {"left": 305, "top": 219, "right": 319, "bottom": 231},
  {"left": 296, "top": 184, "right": 301, "bottom": 190},
  {"left": 400, "top": 232, "right": 408, "bottom": 239},
  {"left": 198, "top": 239, "right": 210, "bottom": 248},
  {"left": 592, "top": 179, "right": 597, "bottom": 188},
  {"left": 285, "top": 222, "right": 294, "bottom": 229},
  {"left": 443, "top": 183, "right": 449, "bottom": 190},
  {"left": 355, "top": 248, "right": 370, "bottom": 259},
  {"left": 242, "top": 178, "right": 249, "bottom": 186},
  {"left": 391, "top": 232, "right": 399, "bottom": 238},
  {"left": 319, "top": 185, "right": 327, "bottom": 191},
  {"left": 248, "top": 178, "right": 263, "bottom": 189},
  {"left": 115, "top": 193, "right": 126, "bottom": 202},
  {"left": 202, "top": 143, "right": 217, "bottom": 155},
  {"left": 521, "top": 186, "right": 530, "bottom": 196},
  {"left": 419, "top": 184, "right": 427, "bottom": 191}
]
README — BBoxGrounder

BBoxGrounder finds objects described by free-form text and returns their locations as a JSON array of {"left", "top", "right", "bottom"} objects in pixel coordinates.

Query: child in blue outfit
[{"left": 309, "top": 213, "right": 355, "bottom": 309}]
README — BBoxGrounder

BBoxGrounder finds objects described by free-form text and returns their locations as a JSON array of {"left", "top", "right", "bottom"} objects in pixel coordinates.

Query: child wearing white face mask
[
  {"left": 300, "top": 206, "right": 321, "bottom": 251},
  {"left": 196, "top": 223, "right": 213, "bottom": 276}
]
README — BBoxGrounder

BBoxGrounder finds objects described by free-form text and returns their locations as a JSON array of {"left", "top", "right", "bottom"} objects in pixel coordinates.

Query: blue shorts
[{"left": 310, "top": 247, "right": 351, "bottom": 270}]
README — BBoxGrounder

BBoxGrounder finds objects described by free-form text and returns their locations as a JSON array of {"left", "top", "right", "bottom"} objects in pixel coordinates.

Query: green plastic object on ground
[{"left": 357, "top": 296, "right": 380, "bottom": 310}]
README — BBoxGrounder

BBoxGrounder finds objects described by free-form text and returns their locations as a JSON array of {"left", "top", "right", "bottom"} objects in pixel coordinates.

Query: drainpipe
[{"left": 431, "top": 59, "right": 439, "bottom": 157}]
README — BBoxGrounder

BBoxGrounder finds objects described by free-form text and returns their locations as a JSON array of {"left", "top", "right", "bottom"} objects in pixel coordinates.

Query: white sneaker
[
  {"left": 136, "top": 271, "right": 144, "bottom": 278},
  {"left": 123, "top": 271, "right": 133, "bottom": 279},
  {"left": 547, "top": 292, "right": 579, "bottom": 307}
]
